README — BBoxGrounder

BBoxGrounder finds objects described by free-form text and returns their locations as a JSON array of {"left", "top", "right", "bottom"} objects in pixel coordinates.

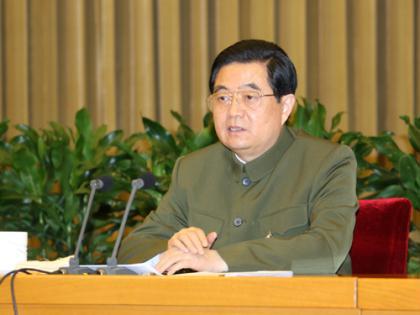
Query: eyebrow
[
  {"left": 241, "top": 83, "right": 261, "bottom": 91},
  {"left": 213, "top": 85, "right": 228, "bottom": 92},
  {"left": 213, "top": 83, "right": 262, "bottom": 92}
]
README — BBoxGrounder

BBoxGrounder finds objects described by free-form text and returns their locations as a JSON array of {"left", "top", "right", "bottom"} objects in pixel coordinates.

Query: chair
[{"left": 350, "top": 198, "right": 412, "bottom": 274}]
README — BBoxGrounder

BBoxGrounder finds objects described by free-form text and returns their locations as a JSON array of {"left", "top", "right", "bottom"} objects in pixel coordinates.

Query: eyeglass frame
[{"left": 206, "top": 89, "right": 275, "bottom": 111}]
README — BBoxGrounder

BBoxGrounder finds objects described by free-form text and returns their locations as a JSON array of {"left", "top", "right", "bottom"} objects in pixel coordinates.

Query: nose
[{"left": 228, "top": 92, "right": 244, "bottom": 116}]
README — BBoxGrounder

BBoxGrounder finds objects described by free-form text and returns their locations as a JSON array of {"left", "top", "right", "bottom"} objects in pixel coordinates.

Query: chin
[{"left": 223, "top": 141, "right": 250, "bottom": 153}]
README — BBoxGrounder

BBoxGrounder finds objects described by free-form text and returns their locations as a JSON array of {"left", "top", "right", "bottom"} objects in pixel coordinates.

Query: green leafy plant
[
  {"left": 288, "top": 99, "right": 420, "bottom": 209},
  {"left": 408, "top": 239, "right": 420, "bottom": 274},
  {"left": 287, "top": 98, "right": 344, "bottom": 140},
  {"left": 0, "top": 109, "right": 157, "bottom": 262},
  {"left": 287, "top": 99, "right": 420, "bottom": 274}
]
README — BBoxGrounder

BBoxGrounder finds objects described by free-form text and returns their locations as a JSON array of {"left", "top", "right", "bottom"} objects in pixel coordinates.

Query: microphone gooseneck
[
  {"left": 100, "top": 173, "right": 155, "bottom": 275},
  {"left": 60, "top": 176, "right": 113, "bottom": 274}
]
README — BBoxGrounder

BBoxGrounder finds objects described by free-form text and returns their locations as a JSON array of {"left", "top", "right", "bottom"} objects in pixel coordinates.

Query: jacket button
[
  {"left": 233, "top": 217, "right": 243, "bottom": 227},
  {"left": 241, "top": 177, "right": 251, "bottom": 187}
]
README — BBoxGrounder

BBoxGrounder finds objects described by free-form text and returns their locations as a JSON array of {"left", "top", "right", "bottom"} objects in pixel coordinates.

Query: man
[{"left": 119, "top": 39, "right": 358, "bottom": 275}]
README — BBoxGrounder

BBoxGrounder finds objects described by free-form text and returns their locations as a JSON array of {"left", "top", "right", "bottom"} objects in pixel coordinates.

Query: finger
[
  {"left": 166, "top": 261, "right": 192, "bottom": 275},
  {"left": 177, "top": 228, "right": 207, "bottom": 254},
  {"left": 194, "top": 228, "right": 209, "bottom": 247},
  {"left": 206, "top": 232, "right": 218, "bottom": 247},
  {"left": 169, "top": 230, "right": 198, "bottom": 254},
  {"left": 170, "top": 227, "right": 208, "bottom": 254},
  {"left": 156, "top": 260, "right": 172, "bottom": 274},
  {"left": 155, "top": 250, "right": 184, "bottom": 273},
  {"left": 185, "top": 231, "right": 207, "bottom": 254},
  {"left": 168, "top": 238, "right": 189, "bottom": 253},
  {"left": 178, "top": 233, "right": 200, "bottom": 254}
]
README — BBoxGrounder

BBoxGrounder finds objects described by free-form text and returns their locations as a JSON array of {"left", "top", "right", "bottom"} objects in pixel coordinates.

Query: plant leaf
[
  {"left": 374, "top": 184, "right": 405, "bottom": 198},
  {"left": 192, "top": 127, "right": 217, "bottom": 150},
  {"left": 331, "top": 112, "right": 344, "bottom": 131},
  {"left": 408, "top": 124, "right": 420, "bottom": 152},
  {"left": 0, "top": 120, "right": 9, "bottom": 137},
  {"left": 399, "top": 155, "right": 420, "bottom": 193},
  {"left": 75, "top": 108, "right": 94, "bottom": 160},
  {"left": 306, "top": 101, "right": 327, "bottom": 138},
  {"left": 143, "top": 117, "right": 178, "bottom": 154},
  {"left": 292, "top": 103, "right": 309, "bottom": 130},
  {"left": 202, "top": 112, "right": 213, "bottom": 128},
  {"left": 99, "top": 130, "right": 124, "bottom": 147},
  {"left": 369, "top": 134, "right": 404, "bottom": 166},
  {"left": 400, "top": 115, "right": 410, "bottom": 125}
]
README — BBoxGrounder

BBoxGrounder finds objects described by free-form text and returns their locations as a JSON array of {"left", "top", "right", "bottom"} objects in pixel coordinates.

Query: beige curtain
[{"left": 0, "top": 0, "right": 419, "bottom": 137}]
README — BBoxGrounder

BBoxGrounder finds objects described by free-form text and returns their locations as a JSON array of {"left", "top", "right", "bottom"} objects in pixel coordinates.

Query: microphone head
[
  {"left": 90, "top": 176, "right": 114, "bottom": 191},
  {"left": 98, "top": 175, "right": 114, "bottom": 192},
  {"left": 131, "top": 172, "right": 156, "bottom": 190},
  {"left": 140, "top": 172, "right": 156, "bottom": 189}
]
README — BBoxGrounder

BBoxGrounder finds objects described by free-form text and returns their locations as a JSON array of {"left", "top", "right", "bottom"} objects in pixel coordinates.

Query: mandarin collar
[{"left": 227, "top": 126, "right": 295, "bottom": 183}]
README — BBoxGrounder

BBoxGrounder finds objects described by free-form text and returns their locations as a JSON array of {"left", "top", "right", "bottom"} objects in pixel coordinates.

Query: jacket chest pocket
[
  {"left": 259, "top": 205, "right": 309, "bottom": 238},
  {"left": 188, "top": 211, "right": 224, "bottom": 235}
]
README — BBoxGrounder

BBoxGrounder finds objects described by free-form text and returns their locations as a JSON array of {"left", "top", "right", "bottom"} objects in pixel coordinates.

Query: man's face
[{"left": 212, "top": 61, "right": 294, "bottom": 162}]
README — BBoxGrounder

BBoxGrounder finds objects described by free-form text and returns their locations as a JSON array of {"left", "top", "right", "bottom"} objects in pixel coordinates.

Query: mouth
[{"left": 228, "top": 126, "right": 246, "bottom": 132}]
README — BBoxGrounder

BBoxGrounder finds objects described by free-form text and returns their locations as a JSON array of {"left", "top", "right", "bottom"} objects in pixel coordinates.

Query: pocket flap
[
  {"left": 188, "top": 211, "right": 224, "bottom": 235},
  {"left": 260, "top": 206, "right": 308, "bottom": 236}
]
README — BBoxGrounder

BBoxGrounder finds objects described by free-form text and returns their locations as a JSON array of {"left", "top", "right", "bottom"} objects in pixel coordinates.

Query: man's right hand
[{"left": 168, "top": 227, "right": 217, "bottom": 255}]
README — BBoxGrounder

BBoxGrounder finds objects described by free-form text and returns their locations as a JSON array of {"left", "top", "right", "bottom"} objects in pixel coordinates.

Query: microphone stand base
[
  {"left": 58, "top": 266, "right": 96, "bottom": 275},
  {"left": 97, "top": 266, "right": 137, "bottom": 275}
]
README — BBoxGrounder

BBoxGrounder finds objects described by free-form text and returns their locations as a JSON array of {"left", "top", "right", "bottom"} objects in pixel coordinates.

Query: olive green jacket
[{"left": 118, "top": 126, "right": 358, "bottom": 274}]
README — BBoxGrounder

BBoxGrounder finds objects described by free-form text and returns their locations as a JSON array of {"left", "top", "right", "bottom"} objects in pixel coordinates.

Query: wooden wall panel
[
  {"left": 278, "top": 0, "right": 308, "bottom": 98},
  {"left": 115, "top": 0, "right": 134, "bottom": 135},
  {"left": 157, "top": 0, "right": 182, "bottom": 130},
  {"left": 241, "top": 0, "right": 275, "bottom": 41},
  {"left": 189, "top": 0, "right": 209, "bottom": 130},
  {"left": 0, "top": 0, "right": 418, "bottom": 137},
  {"left": 318, "top": 0, "right": 349, "bottom": 130},
  {"left": 57, "top": 0, "right": 86, "bottom": 128},
  {"left": 28, "top": 0, "right": 58, "bottom": 129},
  {"left": 3, "top": 0, "right": 29, "bottom": 129},
  {"left": 0, "top": 0, "right": 3, "bottom": 121},
  {"left": 381, "top": 0, "right": 414, "bottom": 135},
  {"left": 348, "top": 0, "right": 378, "bottom": 134},
  {"left": 417, "top": 0, "right": 420, "bottom": 117},
  {"left": 305, "top": 0, "right": 319, "bottom": 102},
  {"left": 92, "top": 0, "right": 116, "bottom": 130},
  {"left": 132, "top": 0, "right": 156, "bottom": 126},
  {"left": 85, "top": 0, "right": 117, "bottom": 131},
  {"left": 213, "top": 0, "right": 240, "bottom": 55}
]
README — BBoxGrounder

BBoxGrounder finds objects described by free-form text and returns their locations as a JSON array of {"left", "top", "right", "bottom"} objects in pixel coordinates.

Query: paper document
[
  {"left": 15, "top": 256, "right": 72, "bottom": 273},
  {"left": 13, "top": 255, "right": 161, "bottom": 275},
  {"left": 223, "top": 270, "right": 293, "bottom": 277},
  {"left": 173, "top": 270, "right": 293, "bottom": 277}
]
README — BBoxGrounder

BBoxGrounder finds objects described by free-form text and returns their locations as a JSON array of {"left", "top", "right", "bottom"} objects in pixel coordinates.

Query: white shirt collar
[{"left": 234, "top": 153, "right": 247, "bottom": 164}]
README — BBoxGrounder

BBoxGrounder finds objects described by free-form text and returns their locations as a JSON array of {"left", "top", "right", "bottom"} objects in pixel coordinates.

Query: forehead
[{"left": 214, "top": 62, "right": 269, "bottom": 89}]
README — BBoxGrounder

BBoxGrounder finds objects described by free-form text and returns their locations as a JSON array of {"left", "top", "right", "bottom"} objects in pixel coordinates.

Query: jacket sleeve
[
  {"left": 118, "top": 158, "right": 188, "bottom": 263},
  {"left": 216, "top": 145, "right": 358, "bottom": 274}
]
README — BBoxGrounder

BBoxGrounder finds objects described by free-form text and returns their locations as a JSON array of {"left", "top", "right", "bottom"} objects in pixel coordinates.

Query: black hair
[{"left": 209, "top": 39, "right": 297, "bottom": 101}]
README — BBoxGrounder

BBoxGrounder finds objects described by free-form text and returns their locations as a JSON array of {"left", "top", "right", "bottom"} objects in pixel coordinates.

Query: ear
[{"left": 280, "top": 94, "right": 296, "bottom": 125}]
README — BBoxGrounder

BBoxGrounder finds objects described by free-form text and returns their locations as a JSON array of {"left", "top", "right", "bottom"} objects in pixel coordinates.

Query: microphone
[
  {"left": 98, "top": 173, "right": 155, "bottom": 275},
  {"left": 59, "top": 176, "right": 113, "bottom": 274}
]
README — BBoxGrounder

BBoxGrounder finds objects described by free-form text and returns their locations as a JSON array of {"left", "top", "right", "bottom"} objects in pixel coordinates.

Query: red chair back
[{"left": 350, "top": 198, "right": 412, "bottom": 274}]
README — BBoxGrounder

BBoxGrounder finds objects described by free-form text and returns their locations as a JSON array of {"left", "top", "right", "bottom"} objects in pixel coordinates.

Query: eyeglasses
[{"left": 207, "top": 90, "right": 275, "bottom": 111}]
